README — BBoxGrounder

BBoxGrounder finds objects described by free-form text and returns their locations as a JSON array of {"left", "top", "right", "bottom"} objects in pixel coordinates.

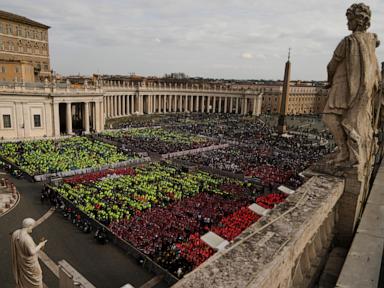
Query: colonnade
[
  {"left": 103, "top": 94, "right": 139, "bottom": 118},
  {"left": 103, "top": 93, "right": 263, "bottom": 118},
  {"left": 53, "top": 100, "right": 104, "bottom": 136}
]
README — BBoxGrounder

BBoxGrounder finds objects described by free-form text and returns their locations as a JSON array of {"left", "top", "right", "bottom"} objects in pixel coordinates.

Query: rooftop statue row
[{"left": 0, "top": 79, "right": 264, "bottom": 93}]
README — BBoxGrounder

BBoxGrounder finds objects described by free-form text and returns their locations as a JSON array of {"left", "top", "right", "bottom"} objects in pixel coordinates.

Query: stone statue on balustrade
[
  {"left": 321, "top": 3, "right": 382, "bottom": 181},
  {"left": 11, "top": 218, "right": 47, "bottom": 288}
]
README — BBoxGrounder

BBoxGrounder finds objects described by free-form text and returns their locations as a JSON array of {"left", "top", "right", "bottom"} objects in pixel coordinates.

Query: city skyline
[{"left": 3, "top": 0, "right": 384, "bottom": 80}]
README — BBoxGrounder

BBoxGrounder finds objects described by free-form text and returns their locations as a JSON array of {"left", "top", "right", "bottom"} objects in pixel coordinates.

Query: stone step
[
  {"left": 248, "top": 203, "right": 270, "bottom": 216},
  {"left": 201, "top": 231, "right": 229, "bottom": 251}
]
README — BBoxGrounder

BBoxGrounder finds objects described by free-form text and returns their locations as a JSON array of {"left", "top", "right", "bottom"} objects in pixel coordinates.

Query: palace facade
[{"left": 0, "top": 10, "right": 50, "bottom": 82}]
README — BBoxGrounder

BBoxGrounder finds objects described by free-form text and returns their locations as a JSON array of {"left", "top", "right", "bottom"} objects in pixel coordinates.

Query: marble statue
[
  {"left": 11, "top": 218, "right": 47, "bottom": 288},
  {"left": 322, "top": 3, "right": 381, "bottom": 180}
]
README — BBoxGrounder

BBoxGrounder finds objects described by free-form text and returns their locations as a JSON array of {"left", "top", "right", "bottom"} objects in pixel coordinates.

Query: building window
[
  {"left": 3, "top": 114, "right": 11, "bottom": 128},
  {"left": 33, "top": 115, "right": 41, "bottom": 127},
  {"left": 15, "top": 67, "right": 19, "bottom": 73},
  {"left": 1, "top": 66, "right": 5, "bottom": 73}
]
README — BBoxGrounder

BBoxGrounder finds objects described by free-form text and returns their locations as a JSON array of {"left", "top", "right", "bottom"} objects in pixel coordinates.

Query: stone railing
[
  {"left": 336, "top": 162, "right": 384, "bottom": 288},
  {"left": 173, "top": 175, "right": 345, "bottom": 288},
  {"left": 0, "top": 81, "right": 102, "bottom": 94}
]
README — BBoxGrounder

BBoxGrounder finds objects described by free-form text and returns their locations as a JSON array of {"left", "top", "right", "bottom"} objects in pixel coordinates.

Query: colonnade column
[
  {"left": 112, "top": 96, "right": 116, "bottom": 117},
  {"left": 127, "top": 95, "right": 131, "bottom": 115},
  {"left": 236, "top": 97, "right": 239, "bottom": 114},
  {"left": 150, "top": 95, "right": 154, "bottom": 114},
  {"left": 252, "top": 97, "right": 258, "bottom": 116},
  {"left": 108, "top": 97, "right": 112, "bottom": 117},
  {"left": 177, "top": 95, "right": 181, "bottom": 112},
  {"left": 218, "top": 97, "right": 222, "bottom": 113},
  {"left": 224, "top": 97, "right": 228, "bottom": 113},
  {"left": 185, "top": 96, "right": 188, "bottom": 112},
  {"left": 172, "top": 95, "right": 175, "bottom": 113},
  {"left": 66, "top": 102, "right": 72, "bottom": 134},
  {"left": 241, "top": 98, "right": 246, "bottom": 115},
  {"left": 230, "top": 97, "right": 233, "bottom": 114},
  {"left": 53, "top": 102, "right": 60, "bottom": 136},
  {"left": 212, "top": 96, "right": 216, "bottom": 113},
  {"left": 109, "top": 96, "right": 112, "bottom": 117},
  {"left": 130, "top": 95, "right": 135, "bottom": 114},
  {"left": 98, "top": 101, "right": 104, "bottom": 132},
  {"left": 171, "top": 95, "right": 175, "bottom": 112},
  {"left": 84, "top": 102, "right": 90, "bottom": 133},
  {"left": 117, "top": 96, "right": 120, "bottom": 116},
  {"left": 124, "top": 95, "right": 127, "bottom": 115}
]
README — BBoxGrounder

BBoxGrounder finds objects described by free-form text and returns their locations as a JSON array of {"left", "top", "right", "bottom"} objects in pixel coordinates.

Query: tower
[{"left": 277, "top": 49, "right": 291, "bottom": 134}]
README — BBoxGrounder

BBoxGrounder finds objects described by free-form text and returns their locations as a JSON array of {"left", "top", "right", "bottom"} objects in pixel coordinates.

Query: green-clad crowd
[{"left": 0, "top": 137, "right": 131, "bottom": 175}]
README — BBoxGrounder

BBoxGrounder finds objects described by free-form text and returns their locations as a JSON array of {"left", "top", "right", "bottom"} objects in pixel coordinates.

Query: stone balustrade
[
  {"left": 0, "top": 177, "right": 19, "bottom": 215},
  {"left": 335, "top": 163, "right": 384, "bottom": 288}
]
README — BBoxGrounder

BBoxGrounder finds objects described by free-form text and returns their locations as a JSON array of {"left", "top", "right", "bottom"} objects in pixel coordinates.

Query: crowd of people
[
  {"left": 99, "top": 128, "right": 219, "bottom": 155},
  {"left": 50, "top": 162, "right": 278, "bottom": 277},
  {"left": 0, "top": 137, "right": 132, "bottom": 176},
  {"left": 177, "top": 130, "right": 329, "bottom": 189}
]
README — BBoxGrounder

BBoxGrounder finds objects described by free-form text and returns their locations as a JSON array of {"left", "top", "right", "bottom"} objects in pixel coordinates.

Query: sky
[{"left": 3, "top": 0, "right": 384, "bottom": 80}]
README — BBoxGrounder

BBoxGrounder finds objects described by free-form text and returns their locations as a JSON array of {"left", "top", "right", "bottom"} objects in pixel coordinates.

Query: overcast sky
[{"left": 4, "top": 0, "right": 384, "bottom": 80}]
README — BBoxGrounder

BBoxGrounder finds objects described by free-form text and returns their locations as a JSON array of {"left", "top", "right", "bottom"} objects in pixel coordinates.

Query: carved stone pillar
[
  {"left": 84, "top": 102, "right": 90, "bottom": 133},
  {"left": 53, "top": 102, "right": 60, "bottom": 136},
  {"left": 66, "top": 102, "right": 72, "bottom": 134}
]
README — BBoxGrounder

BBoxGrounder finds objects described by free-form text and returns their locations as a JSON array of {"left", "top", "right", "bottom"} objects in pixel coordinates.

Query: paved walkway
[{"left": 0, "top": 175, "right": 168, "bottom": 288}]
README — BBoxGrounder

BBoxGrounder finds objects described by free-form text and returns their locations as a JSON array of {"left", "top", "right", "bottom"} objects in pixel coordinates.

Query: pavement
[{"left": 0, "top": 174, "right": 168, "bottom": 288}]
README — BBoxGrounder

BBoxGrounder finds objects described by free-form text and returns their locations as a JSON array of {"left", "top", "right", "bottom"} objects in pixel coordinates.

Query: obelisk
[{"left": 277, "top": 49, "right": 291, "bottom": 134}]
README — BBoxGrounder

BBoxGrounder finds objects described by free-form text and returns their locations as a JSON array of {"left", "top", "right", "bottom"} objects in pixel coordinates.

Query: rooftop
[{"left": 0, "top": 10, "right": 50, "bottom": 29}]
